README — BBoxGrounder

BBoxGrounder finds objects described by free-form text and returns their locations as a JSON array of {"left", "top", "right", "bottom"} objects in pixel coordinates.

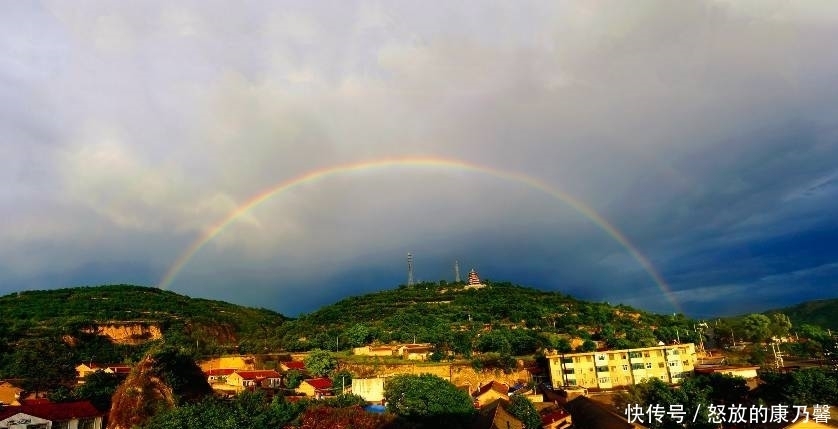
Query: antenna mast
[
  {"left": 454, "top": 260, "right": 461, "bottom": 283},
  {"left": 407, "top": 253, "right": 415, "bottom": 286}
]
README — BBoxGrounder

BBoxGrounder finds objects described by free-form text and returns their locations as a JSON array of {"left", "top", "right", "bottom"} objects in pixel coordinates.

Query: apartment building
[{"left": 547, "top": 343, "right": 696, "bottom": 389}]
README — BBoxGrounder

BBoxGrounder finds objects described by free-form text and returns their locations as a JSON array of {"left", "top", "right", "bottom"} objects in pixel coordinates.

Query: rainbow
[{"left": 158, "top": 156, "right": 680, "bottom": 312}]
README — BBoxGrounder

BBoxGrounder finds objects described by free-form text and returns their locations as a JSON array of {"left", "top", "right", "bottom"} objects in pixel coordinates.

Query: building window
[
  {"left": 658, "top": 362, "right": 665, "bottom": 368},
  {"left": 669, "top": 362, "right": 678, "bottom": 367},
  {"left": 644, "top": 352, "right": 650, "bottom": 358},
  {"left": 596, "top": 366, "right": 608, "bottom": 372},
  {"left": 683, "top": 360, "right": 689, "bottom": 366},
  {"left": 628, "top": 351, "right": 642, "bottom": 359},
  {"left": 622, "top": 354, "right": 627, "bottom": 360},
  {"left": 586, "top": 356, "right": 592, "bottom": 362},
  {"left": 561, "top": 357, "right": 573, "bottom": 364},
  {"left": 564, "top": 369, "right": 575, "bottom": 374},
  {"left": 567, "top": 379, "right": 576, "bottom": 386},
  {"left": 645, "top": 363, "right": 652, "bottom": 369},
  {"left": 53, "top": 423, "right": 71, "bottom": 429},
  {"left": 597, "top": 355, "right": 606, "bottom": 361},
  {"left": 598, "top": 377, "right": 610, "bottom": 384},
  {"left": 622, "top": 365, "right": 629, "bottom": 371},
  {"left": 611, "top": 366, "right": 616, "bottom": 371},
  {"left": 631, "top": 363, "right": 644, "bottom": 370}
]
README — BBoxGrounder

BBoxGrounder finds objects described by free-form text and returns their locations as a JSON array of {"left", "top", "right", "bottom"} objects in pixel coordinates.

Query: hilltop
[
  {"left": 277, "top": 280, "right": 702, "bottom": 354},
  {"left": 764, "top": 298, "right": 838, "bottom": 331},
  {"left": 0, "top": 285, "right": 288, "bottom": 359}
]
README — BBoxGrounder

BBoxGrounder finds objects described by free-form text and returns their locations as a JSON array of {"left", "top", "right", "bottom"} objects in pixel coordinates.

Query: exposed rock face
[
  {"left": 107, "top": 348, "right": 211, "bottom": 429},
  {"left": 81, "top": 323, "right": 163, "bottom": 345},
  {"left": 107, "top": 356, "right": 175, "bottom": 429}
]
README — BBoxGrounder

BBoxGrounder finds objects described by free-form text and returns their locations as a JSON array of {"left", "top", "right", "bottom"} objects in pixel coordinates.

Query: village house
[
  {"left": 693, "top": 364, "right": 759, "bottom": 379},
  {"left": 541, "top": 407, "right": 573, "bottom": 429},
  {"left": 397, "top": 344, "right": 433, "bottom": 361},
  {"left": 297, "top": 378, "right": 333, "bottom": 398},
  {"left": 472, "top": 381, "right": 509, "bottom": 407},
  {"left": 204, "top": 368, "right": 236, "bottom": 384},
  {"left": 473, "top": 398, "right": 523, "bottom": 429},
  {"left": 279, "top": 361, "right": 306, "bottom": 372},
  {"left": 226, "top": 370, "right": 282, "bottom": 391},
  {"left": 352, "top": 345, "right": 397, "bottom": 357},
  {"left": 562, "top": 395, "right": 647, "bottom": 429},
  {"left": 75, "top": 364, "right": 131, "bottom": 383},
  {"left": 0, "top": 400, "right": 105, "bottom": 429}
]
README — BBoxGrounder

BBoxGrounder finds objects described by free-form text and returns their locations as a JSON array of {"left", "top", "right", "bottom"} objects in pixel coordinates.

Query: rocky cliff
[{"left": 81, "top": 323, "right": 163, "bottom": 345}]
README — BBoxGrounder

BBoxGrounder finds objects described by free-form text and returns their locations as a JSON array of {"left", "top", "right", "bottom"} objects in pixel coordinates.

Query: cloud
[{"left": 2, "top": 1, "right": 837, "bottom": 316}]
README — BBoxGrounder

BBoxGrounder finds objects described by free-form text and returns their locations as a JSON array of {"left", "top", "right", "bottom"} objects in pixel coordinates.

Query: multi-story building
[{"left": 547, "top": 343, "right": 697, "bottom": 389}]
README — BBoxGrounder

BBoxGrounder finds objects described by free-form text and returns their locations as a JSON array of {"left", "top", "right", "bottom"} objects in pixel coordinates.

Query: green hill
[
  {"left": 765, "top": 298, "right": 838, "bottom": 331},
  {"left": 0, "top": 285, "right": 288, "bottom": 363},
  {"left": 277, "top": 280, "right": 702, "bottom": 355}
]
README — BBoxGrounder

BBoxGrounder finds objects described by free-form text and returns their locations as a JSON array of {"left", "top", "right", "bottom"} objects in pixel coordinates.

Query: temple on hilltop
[{"left": 465, "top": 268, "right": 486, "bottom": 290}]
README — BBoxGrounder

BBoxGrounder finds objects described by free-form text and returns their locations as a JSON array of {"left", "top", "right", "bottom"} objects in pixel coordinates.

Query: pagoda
[{"left": 465, "top": 268, "right": 486, "bottom": 290}]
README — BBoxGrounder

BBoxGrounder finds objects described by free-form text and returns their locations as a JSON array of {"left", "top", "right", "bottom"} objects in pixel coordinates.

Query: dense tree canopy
[
  {"left": 4, "top": 338, "right": 76, "bottom": 397},
  {"left": 508, "top": 395, "right": 542, "bottom": 429},
  {"left": 384, "top": 374, "right": 475, "bottom": 428},
  {"left": 304, "top": 349, "right": 338, "bottom": 378}
]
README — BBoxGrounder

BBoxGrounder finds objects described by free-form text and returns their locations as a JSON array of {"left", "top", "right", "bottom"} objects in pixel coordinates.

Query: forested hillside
[
  {"left": 765, "top": 298, "right": 838, "bottom": 331},
  {"left": 0, "top": 285, "right": 288, "bottom": 370},
  {"left": 278, "top": 280, "right": 703, "bottom": 355}
]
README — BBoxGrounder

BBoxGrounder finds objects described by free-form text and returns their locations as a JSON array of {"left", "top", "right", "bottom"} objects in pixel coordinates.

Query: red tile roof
[
  {"left": 473, "top": 381, "right": 509, "bottom": 398},
  {"left": 303, "top": 378, "right": 333, "bottom": 391},
  {"left": 234, "top": 370, "right": 280, "bottom": 380},
  {"left": 0, "top": 400, "right": 103, "bottom": 421},
  {"left": 205, "top": 368, "right": 237, "bottom": 376},
  {"left": 283, "top": 361, "right": 306, "bottom": 370},
  {"left": 541, "top": 408, "right": 571, "bottom": 426}
]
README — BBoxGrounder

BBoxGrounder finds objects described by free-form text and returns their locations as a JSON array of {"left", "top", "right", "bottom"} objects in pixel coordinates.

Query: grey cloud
[{"left": 2, "top": 1, "right": 837, "bottom": 315}]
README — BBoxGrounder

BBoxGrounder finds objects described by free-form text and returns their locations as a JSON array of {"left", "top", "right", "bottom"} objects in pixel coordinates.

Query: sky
[{"left": 2, "top": 0, "right": 838, "bottom": 319}]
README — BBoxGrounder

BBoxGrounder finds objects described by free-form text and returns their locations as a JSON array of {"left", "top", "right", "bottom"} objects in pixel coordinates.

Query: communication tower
[{"left": 407, "top": 253, "right": 415, "bottom": 286}]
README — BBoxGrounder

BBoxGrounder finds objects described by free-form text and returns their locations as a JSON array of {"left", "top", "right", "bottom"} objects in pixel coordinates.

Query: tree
[
  {"left": 578, "top": 339, "right": 597, "bottom": 352},
  {"left": 148, "top": 346, "right": 213, "bottom": 404},
  {"left": 331, "top": 369, "right": 353, "bottom": 394},
  {"left": 285, "top": 370, "right": 305, "bottom": 389},
  {"left": 770, "top": 313, "right": 792, "bottom": 339},
  {"left": 6, "top": 338, "right": 76, "bottom": 398},
  {"left": 296, "top": 406, "right": 396, "bottom": 429},
  {"left": 508, "top": 395, "right": 542, "bottom": 429},
  {"left": 74, "top": 370, "right": 122, "bottom": 411},
  {"left": 384, "top": 374, "right": 475, "bottom": 428},
  {"left": 477, "top": 330, "right": 512, "bottom": 355},
  {"left": 304, "top": 349, "right": 338, "bottom": 377},
  {"left": 344, "top": 324, "right": 372, "bottom": 348},
  {"left": 742, "top": 314, "right": 772, "bottom": 343},
  {"left": 554, "top": 338, "right": 572, "bottom": 353}
]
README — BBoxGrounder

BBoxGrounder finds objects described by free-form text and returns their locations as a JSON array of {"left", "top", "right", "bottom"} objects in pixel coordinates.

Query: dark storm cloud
[{"left": 2, "top": 0, "right": 837, "bottom": 317}]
